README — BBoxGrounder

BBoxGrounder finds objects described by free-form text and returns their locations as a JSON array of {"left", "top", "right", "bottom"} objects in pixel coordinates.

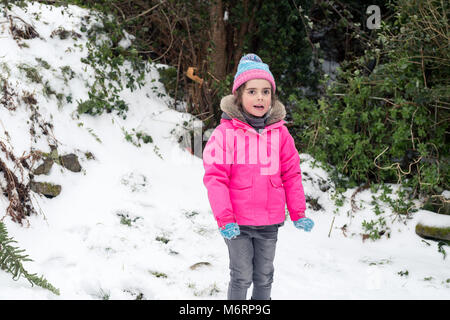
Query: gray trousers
[{"left": 224, "top": 224, "right": 280, "bottom": 300}]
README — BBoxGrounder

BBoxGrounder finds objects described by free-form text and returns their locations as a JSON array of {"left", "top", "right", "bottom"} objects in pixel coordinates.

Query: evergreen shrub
[{"left": 290, "top": 0, "right": 449, "bottom": 202}]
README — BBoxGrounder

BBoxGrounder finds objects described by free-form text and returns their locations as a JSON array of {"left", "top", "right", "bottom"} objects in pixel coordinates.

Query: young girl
[{"left": 203, "top": 53, "right": 314, "bottom": 300}]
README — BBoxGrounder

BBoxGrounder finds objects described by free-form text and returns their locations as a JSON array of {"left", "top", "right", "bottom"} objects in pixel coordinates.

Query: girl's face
[{"left": 241, "top": 79, "right": 272, "bottom": 117}]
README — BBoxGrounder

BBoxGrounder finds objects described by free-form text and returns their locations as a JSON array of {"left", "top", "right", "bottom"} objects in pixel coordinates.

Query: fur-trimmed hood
[{"left": 220, "top": 94, "right": 286, "bottom": 126}]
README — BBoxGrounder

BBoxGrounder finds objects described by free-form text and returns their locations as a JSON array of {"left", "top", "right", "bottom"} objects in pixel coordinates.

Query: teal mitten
[
  {"left": 293, "top": 218, "right": 314, "bottom": 232},
  {"left": 219, "top": 223, "right": 240, "bottom": 239}
]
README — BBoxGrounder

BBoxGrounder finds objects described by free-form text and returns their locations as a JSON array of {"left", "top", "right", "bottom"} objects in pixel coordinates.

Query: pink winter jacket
[{"left": 203, "top": 95, "right": 306, "bottom": 227}]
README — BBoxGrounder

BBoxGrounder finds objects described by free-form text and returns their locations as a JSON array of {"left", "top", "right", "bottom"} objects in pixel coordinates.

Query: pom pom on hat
[
  {"left": 240, "top": 53, "right": 262, "bottom": 63},
  {"left": 232, "top": 53, "right": 276, "bottom": 94}
]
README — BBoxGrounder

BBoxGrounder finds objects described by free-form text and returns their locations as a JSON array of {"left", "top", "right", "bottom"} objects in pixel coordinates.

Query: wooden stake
[{"left": 328, "top": 216, "right": 335, "bottom": 238}]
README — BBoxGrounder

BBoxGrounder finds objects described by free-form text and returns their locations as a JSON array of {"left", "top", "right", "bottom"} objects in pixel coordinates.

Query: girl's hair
[{"left": 233, "top": 82, "right": 277, "bottom": 111}]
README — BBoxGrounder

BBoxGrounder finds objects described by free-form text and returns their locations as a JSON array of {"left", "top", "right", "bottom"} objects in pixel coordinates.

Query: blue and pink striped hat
[{"left": 232, "top": 53, "right": 276, "bottom": 94}]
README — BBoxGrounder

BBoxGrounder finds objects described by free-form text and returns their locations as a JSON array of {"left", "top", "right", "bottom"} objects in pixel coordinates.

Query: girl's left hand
[{"left": 293, "top": 218, "right": 314, "bottom": 232}]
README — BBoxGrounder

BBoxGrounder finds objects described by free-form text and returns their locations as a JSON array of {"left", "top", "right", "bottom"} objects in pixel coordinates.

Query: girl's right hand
[{"left": 220, "top": 223, "right": 240, "bottom": 240}]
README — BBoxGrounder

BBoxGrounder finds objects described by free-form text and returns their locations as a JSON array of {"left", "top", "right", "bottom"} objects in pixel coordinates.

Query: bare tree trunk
[
  {"left": 231, "top": 0, "right": 260, "bottom": 74},
  {"left": 209, "top": 0, "right": 227, "bottom": 81}
]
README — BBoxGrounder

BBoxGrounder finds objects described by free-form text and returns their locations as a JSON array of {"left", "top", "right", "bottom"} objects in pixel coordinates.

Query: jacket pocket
[
  {"left": 268, "top": 175, "right": 285, "bottom": 211},
  {"left": 269, "top": 175, "right": 283, "bottom": 188}
]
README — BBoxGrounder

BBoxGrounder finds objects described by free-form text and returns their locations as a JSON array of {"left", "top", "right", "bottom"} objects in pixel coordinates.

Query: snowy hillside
[{"left": 0, "top": 2, "right": 449, "bottom": 300}]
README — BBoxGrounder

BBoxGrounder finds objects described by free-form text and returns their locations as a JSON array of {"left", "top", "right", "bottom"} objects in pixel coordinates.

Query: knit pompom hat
[{"left": 232, "top": 53, "right": 276, "bottom": 94}]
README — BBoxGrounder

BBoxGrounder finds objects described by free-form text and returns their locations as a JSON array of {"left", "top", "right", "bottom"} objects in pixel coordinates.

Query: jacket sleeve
[
  {"left": 202, "top": 127, "right": 236, "bottom": 228},
  {"left": 280, "top": 127, "right": 306, "bottom": 221}
]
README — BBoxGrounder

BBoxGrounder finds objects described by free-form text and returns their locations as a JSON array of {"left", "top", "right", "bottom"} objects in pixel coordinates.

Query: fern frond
[{"left": 0, "top": 221, "right": 60, "bottom": 295}]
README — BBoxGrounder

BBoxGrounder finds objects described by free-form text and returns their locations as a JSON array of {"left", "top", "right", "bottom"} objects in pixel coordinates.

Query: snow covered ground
[{"left": 0, "top": 2, "right": 449, "bottom": 300}]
